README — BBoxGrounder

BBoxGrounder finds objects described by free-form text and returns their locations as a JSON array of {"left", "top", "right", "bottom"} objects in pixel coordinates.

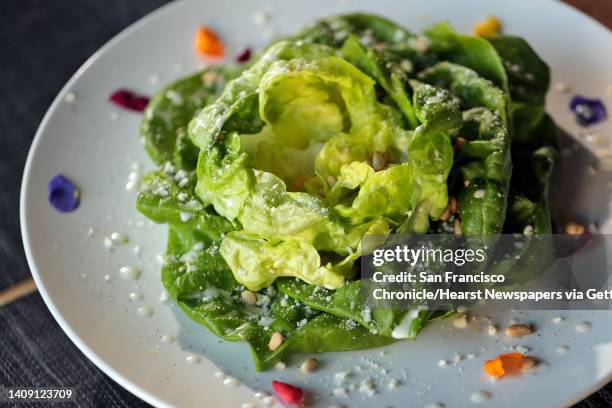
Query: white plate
[{"left": 20, "top": 0, "right": 612, "bottom": 407}]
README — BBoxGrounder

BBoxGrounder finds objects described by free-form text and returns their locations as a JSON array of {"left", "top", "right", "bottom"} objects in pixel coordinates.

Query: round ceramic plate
[{"left": 20, "top": 0, "right": 612, "bottom": 407}]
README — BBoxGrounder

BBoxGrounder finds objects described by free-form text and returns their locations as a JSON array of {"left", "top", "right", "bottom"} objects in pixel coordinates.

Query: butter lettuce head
[
  {"left": 135, "top": 13, "right": 559, "bottom": 370},
  {"left": 188, "top": 40, "right": 456, "bottom": 290}
]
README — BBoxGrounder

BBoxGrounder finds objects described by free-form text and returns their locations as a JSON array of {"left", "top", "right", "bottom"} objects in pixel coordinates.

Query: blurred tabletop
[{"left": 0, "top": 0, "right": 610, "bottom": 407}]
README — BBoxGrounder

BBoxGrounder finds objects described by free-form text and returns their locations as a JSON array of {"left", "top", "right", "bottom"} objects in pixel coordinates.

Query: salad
[{"left": 136, "top": 13, "right": 558, "bottom": 371}]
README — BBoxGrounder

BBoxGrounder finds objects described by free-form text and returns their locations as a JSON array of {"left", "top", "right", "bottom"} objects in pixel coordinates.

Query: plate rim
[{"left": 18, "top": 0, "right": 612, "bottom": 406}]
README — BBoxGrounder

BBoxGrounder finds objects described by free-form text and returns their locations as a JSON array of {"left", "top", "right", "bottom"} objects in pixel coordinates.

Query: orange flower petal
[
  {"left": 484, "top": 352, "right": 530, "bottom": 378},
  {"left": 195, "top": 26, "right": 224, "bottom": 58},
  {"left": 484, "top": 358, "right": 505, "bottom": 377}
]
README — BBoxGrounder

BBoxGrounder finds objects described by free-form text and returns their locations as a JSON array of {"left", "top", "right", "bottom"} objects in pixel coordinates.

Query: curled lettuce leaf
[
  {"left": 141, "top": 66, "right": 241, "bottom": 164},
  {"left": 220, "top": 231, "right": 344, "bottom": 291},
  {"left": 322, "top": 80, "right": 459, "bottom": 229},
  {"left": 424, "top": 21, "right": 508, "bottom": 91},
  {"left": 418, "top": 62, "right": 507, "bottom": 125},
  {"left": 189, "top": 41, "right": 455, "bottom": 288},
  {"left": 455, "top": 108, "right": 511, "bottom": 234},
  {"left": 488, "top": 36, "right": 550, "bottom": 143},
  {"left": 341, "top": 34, "right": 419, "bottom": 128}
]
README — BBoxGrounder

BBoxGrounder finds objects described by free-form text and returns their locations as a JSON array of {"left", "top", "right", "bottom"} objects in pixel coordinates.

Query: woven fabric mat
[
  {"left": 0, "top": 293, "right": 150, "bottom": 408},
  {"left": 0, "top": 0, "right": 609, "bottom": 406}
]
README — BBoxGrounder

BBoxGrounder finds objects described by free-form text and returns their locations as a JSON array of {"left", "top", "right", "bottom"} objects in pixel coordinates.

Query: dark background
[{"left": 0, "top": 1, "right": 610, "bottom": 406}]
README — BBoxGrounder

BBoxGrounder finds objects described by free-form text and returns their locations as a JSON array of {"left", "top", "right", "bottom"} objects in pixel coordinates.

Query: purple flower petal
[
  {"left": 236, "top": 48, "right": 252, "bottom": 63},
  {"left": 109, "top": 89, "right": 150, "bottom": 112},
  {"left": 48, "top": 174, "right": 80, "bottom": 213},
  {"left": 570, "top": 96, "right": 607, "bottom": 126}
]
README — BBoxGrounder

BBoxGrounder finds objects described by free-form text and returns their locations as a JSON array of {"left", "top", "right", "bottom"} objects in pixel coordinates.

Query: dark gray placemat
[
  {"left": 0, "top": 0, "right": 610, "bottom": 406},
  {"left": 0, "top": 292, "right": 150, "bottom": 408}
]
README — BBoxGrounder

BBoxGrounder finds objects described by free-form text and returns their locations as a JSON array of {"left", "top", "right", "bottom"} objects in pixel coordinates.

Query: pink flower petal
[{"left": 109, "top": 89, "right": 150, "bottom": 112}]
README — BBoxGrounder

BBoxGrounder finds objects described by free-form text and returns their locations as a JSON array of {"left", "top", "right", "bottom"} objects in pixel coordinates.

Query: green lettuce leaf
[
  {"left": 141, "top": 66, "right": 241, "bottom": 164},
  {"left": 424, "top": 21, "right": 508, "bottom": 91},
  {"left": 163, "top": 225, "right": 392, "bottom": 371},
  {"left": 488, "top": 35, "right": 550, "bottom": 143},
  {"left": 455, "top": 108, "right": 511, "bottom": 234}
]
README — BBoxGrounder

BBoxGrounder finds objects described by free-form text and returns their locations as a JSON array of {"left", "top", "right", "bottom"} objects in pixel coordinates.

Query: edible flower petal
[
  {"left": 109, "top": 89, "right": 149, "bottom": 112},
  {"left": 473, "top": 16, "right": 501, "bottom": 37},
  {"left": 484, "top": 352, "right": 533, "bottom": 378},
  {"left": 48, "top": 174, "right": 80, "bottom": 212},
  {"left": 570, "top": 96, "right": 607, "bottom": 126},
  {"left": 236, "top": 47, "right": 252, "bottom": 63},
  {"left": 195, "top": 26, "right": 224, "bottom": 58},
  {"left": 272, "top": 380, "right": 303, "bottom": 405}
]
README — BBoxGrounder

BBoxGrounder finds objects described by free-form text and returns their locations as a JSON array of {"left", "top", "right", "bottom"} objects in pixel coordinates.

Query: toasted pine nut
[
  {"left": 413, "top": 35, "right": 429, "bottom": 52},
  {"left": 292, "top": 175, "right": 310, "bottom": 191},
  {"left": 505, "top": 323, "right": 532, "bottom": 338},
  {"left": 300, "top": 358, "right": 319, "bottom": 373},
  {"left": 440, "top": 207, "right": 450, "bottom": 222},
  {"left": 454, "top": 137, "right": 467, "bottom": 150},
  {"left": 454, "top": 219, "right": 462, "bottom": 235},
  {"left": 453, "top": 314, "right": 468, "bottom": 329},
  {"left": 268, "top": 332, "right": 284, "bottom": 351},
  {"left": 326, "top": 175, "right": 337, "bottom": 188},
  {"left": 202, "top": 71, "right": 220, "bottom": 85},
  {"left": 372, "top": 151, "right": 387, "bottom": 171},
  {"left": 241, "top": 290, "right": 257, "bottom": 305},
  {"left": 565, "top": 221, "right": 585, "bottom": 235},
  {"left": 449, "top": 196, "right": 458, "bottom": 214},
  {"left": 521, "top": 356, "right": 538, "bottom": 371}
]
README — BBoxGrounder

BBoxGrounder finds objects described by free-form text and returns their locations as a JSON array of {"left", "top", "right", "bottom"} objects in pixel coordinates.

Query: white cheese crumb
[
  {"left": 253, "top": 11, "right": 270, "bottom": 26},
  {"left": 178, "top": 178, "right": 189, "bottom": 188},
  {"left": 362, "top": 308, "right": 372, "bottom": 323},
  {"left": 515, "top": 345, "right": 530, "bottom": 353},
  {"left": 335, "top": 370, "right": 351, "bottom": 382},
  {"left": 553, "top": 81, "right": 571, "bottom": 93},
  {"left": 387, "top": 378, "right": 400, "bottom": 390},
  {"left": 64, "top": 92, "right": 76, "bottom": 104},
  {"left": 359, "top": 379, "right": 376, "bottom": 396},
  {"left": 103, "top": 237, "right": 114, "bottom": 251},
  {"left": 110, "top": 232, "right": 129, "bottom": 245}
]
